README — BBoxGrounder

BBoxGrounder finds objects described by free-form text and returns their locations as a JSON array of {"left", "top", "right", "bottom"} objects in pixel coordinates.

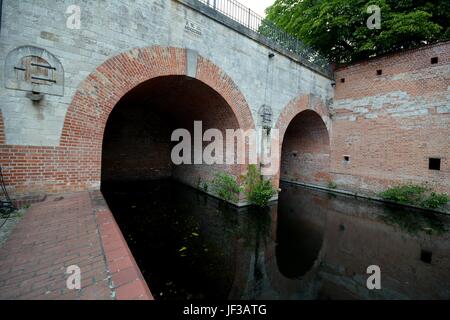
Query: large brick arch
[
  {"left": 62, "top": 46, "right": 254, "bottom": 143},
  {"left": 273, "top": 94, "right": 331, "bottom": 187},
  {"left": 59, "top": 46, "right": 255, "bottom": 191}
]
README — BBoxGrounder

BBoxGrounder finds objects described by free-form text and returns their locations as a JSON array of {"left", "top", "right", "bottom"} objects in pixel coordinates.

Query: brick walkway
[{"left": 0, "top": 191, "right": 153, "bottom": 300}]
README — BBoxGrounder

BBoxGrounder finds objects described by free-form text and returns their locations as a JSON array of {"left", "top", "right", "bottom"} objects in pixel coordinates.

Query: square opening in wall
[
  {"left": 431, "top": 57, "right": 438, "bottom": 64},
  {"left": 429, "top": 158, "right": 441, "bottom": 171},
  {"left": 377, "top": 69, "right": 382, "bottom": 75},
  {"left": 420, "top": 250, "right": 432, "bottom": 264},
  {"left": 344, "top": 156, "right": 350, "bottom": 162},
  {"left": 340, "top": 78, "right": 345, "bottom": 83}
]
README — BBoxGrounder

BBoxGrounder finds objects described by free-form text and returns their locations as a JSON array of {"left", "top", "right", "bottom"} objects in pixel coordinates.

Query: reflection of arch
[
  {"left": 60, "top": 46, "right": 254, "bottom": 190},
  {"left": 275, "top": 186, "right": 326, "bottom": 279},
  {"left": 274, "top": 95, "right": 331, "bottom": 187},
  {"left": 4, "top": 45, "right": 64, "bottom": 96}
]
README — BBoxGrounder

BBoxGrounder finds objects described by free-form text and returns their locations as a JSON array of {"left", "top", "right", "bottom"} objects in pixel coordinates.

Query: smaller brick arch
[
  {"left": 273, "top": 94, "right": 331, "bottom": 187},
  {"left": 275, "top": 94, "right": 331, "bottom": 146}
]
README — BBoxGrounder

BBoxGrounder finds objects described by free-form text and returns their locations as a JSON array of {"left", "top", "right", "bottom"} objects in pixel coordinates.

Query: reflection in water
[
  {"left": 276, "top": 186, "right": 325, "bottom": 279},
  {"left": 102, "top": 180, "right": 450, "bottom": 300}
]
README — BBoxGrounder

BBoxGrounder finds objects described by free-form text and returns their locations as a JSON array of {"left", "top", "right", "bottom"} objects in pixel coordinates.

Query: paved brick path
[{"left": 0, "top": 191, "right": 153, "bottom": 300}]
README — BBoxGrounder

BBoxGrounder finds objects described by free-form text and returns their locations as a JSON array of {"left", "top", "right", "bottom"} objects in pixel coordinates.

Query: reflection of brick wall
[{"left": 329, "top": 41, "right": 449, "bottom": 195}]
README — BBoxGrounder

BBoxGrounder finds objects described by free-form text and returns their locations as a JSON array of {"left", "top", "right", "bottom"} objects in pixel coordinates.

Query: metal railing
[{"left": 197, "top": 0, "right": 333, "bottom": 77}]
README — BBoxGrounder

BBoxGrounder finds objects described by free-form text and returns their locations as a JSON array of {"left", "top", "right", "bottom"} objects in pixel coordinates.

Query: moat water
[{"left": 102, "top": 180, "right": 450, "bottom": 300}]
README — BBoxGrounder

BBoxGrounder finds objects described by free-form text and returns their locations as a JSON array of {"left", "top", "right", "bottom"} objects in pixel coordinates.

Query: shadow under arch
[{"left": 100, "top": 74, "right": 243, "bottom": 186}]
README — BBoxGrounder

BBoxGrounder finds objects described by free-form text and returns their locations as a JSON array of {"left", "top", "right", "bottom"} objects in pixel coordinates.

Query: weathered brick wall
[{"left": 329, "top": 41, "right": 450, "bottom": 195}]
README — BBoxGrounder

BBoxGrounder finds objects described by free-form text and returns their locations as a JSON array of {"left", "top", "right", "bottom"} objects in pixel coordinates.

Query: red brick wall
[
  {"left": 275, "top": 42, "right": 449, "bottom": 197},
  {"left": 2, "top": 42, "right": 448, "bottom": 199},
  {"left": 0, "top": 47, "right": 254, "bottom": 198},
  {"left": 330, "top": 41, "right": 449, "bottom": 195},
  {"left": 0, "top": 110, "right": 5, "bottom": 145}
]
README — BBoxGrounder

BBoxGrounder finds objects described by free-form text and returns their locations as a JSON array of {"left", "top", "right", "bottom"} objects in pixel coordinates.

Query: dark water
[{"left": 102, "top": 180, "right": 450, "bottom": 300}]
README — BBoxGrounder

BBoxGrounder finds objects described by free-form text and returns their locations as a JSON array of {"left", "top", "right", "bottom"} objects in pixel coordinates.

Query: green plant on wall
[
  {"left": 327, "top": 181, "right": 337, "bottom": 189},
  {"left": 379, "top": 184, "right": 449, "bottom": 210},
  {"left": 421, "top": 192, "right": 449, "bottom": 209},
  {"left": 210, "top": 172, "right": 242, "bottom": 204},
  {"left": 243, "top": 164, "right": 277, "bottom": 207}
]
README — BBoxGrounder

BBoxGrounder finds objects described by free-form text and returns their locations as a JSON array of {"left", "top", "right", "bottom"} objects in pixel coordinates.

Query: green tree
[{"left": 265, "top": 0, "right": 449, "bottom": 64}]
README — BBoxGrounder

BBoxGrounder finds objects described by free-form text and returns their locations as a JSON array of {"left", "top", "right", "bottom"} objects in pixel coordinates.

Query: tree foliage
[{"left": 265, "top": 0, "right": 450, "bottom": 64}]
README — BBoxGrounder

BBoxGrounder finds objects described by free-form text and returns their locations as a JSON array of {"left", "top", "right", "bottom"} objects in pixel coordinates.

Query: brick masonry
[
  {"left": 328, "top": 41, "right": 449, "bottom": 195},
  {"left": 0, "top": 191, "right": 152, "bottom": 300},
  {"left": 0, "top": 0, "right": 448, "bottom": 200}
]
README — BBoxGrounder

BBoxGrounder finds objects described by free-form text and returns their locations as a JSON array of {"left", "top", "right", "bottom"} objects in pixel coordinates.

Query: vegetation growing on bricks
[
  {"left": 210, "top": 172, "right": 242, "bottom": 204},
  {"left": 243, "top": 165, "right": 277, "bottom": 208},
  {"left": 379, "top": 184, "right": 449, "bottom": 209}
]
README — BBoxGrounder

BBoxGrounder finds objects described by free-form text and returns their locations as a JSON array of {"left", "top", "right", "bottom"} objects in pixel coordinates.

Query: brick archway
[
  {"left": 275, "top": 94, "right": 331, "bottom": 145},
  {"left": 0, "top": 46, "right": 254, "bottom": 196},
  {"left": 60, "top": 46, "right": 255, "bottom": 191},
  {"left": 273, "top": 94, "right": 331, "bottom": 187}
]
